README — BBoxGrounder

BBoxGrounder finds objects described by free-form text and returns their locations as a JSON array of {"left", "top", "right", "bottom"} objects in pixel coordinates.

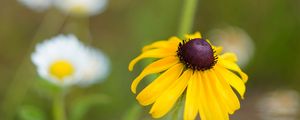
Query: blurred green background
[{"left": 1, "top": 0, "right": 300, "bottom": 120}]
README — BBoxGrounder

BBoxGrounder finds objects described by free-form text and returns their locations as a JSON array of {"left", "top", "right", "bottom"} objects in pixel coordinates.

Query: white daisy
[
  {"left": 18, "top": 0, "right": 53, "bottom": 12},
  {"left": 31, "top": 34, "right": 110, "bottom": 86},
  {"left": 209, "top": 26, "right": 255, "bottom": 67},
  {"left": 54, "top": 0, "right": 108, "bottom": 17},
  {"left": 257, "top": 90, "right": 300, "bottom": 120},
  {"left": 79, "top": 47, "right": 110, "bottom": 86}
]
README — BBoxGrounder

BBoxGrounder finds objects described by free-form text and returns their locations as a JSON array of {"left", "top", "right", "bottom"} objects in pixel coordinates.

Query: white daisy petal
[
  {"left": 79, "top": 48, "right": 110, "bottom": 86},
  {"left": 18, "top": 0, "right": 52, "bottom": 12},
  {"left": 54, "top": 0, "right": 108, "bottom": 16}
]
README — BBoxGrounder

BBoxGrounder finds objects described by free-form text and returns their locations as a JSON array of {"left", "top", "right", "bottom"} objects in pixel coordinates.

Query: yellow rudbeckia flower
[{"left": 129, "top": 32, "right": 248, "bottom": 120}]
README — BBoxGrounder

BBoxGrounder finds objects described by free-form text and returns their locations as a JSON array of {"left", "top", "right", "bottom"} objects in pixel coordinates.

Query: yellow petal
[
  {"left": 207, "top": 69, "right": 239, "bottom": 114},
  {"left": 184, "top": 72, "right": 199, "bottom": 120},
  {"left": 150, "top": 70, "right": 192, "bottom": 118},
  {"left": 168, "top": 36, "right": 182, "bottom": 42},
  {"left": 218, "top": 59, "right": 248, "bottom": 83},
  {"left": 197, "top": 72, "right": 210, "bottom": 120},
  {"left": 214, "top": 46, "right": 223, "bottom": 55},
  {"left": 185, "top": 32, "right": 202, "bottom": 39},
  {"left": 206, "top": 70, "right": 230, "bottom": 113},
  {"left": 216, "top": 66, "right": 246, "bottom": 99},
  {"left": 131, "top": 56, "right": 179, "bottom": 94},
  {"left": 202, "top": 71, "right": 229, "bottom": 120},
  {"left": 220, "top": 53, "right": 238, "bottom": 62},
  {"left": 136, "top": 63, "right": 184, "bottom": 106},
  {"left": 214, "top": 68, "right": 241, "bottom": 111},
  {"left": 142, "top": 37, "right": 180, "bottom": 52},
  {"left": 128, "top": 49, "right": 176, "bottom": 71},
  {"left": 142, "top": 41, "right": 168, "bottom": 52}
]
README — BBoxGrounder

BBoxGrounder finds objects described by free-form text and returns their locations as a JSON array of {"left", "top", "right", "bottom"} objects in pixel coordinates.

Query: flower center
[
  {"left": 177, "top": 38, "right": 217, "bottom": 71},
  {"left": 49, "top": 60, "right": 74, "bottom": 80},
  {"left": 70, "top": 5, "right": 88, "bottom": 15}
]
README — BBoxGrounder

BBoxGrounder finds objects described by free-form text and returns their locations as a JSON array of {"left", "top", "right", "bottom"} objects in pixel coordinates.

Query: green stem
[
  {"left": 63, "top": 17, "right": 93, "bottom": 44},
  {"left": 178, "top": 0, "right": 199, "bottom": 38},
  {"left": 80, "top": 17, "right": 93, "bottom": 44},
  {"left": 53, "top": 90, "right": 66, "bottom": 120}
]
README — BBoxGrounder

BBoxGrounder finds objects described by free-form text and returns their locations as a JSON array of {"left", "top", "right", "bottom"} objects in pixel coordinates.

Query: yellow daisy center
[
  {"left": 49, "top": 60, "right": 74, "bottom": 80},
  {"left": 70, "top": 5, "right": 87, "bottom": 15}
]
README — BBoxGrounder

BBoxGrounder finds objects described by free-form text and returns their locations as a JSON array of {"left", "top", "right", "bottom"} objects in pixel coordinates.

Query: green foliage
[
  {"left": 122, "top": 104, "right": 142, "bottom": 120},
  {"left": 70, "top": 94, "right": 110, "bottom": 120},
  {"left": 18, "top": 105, "right": 46, "bottom": 120}
]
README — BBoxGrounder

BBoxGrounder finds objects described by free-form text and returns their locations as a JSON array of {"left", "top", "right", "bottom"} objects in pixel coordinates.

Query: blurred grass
[{"left": 0, "top": 0, "right": 300, "bottom": 119}]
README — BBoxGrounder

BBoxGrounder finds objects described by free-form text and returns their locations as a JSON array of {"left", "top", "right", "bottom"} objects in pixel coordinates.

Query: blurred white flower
[
  {"left": 54, "top": 0, "right": 108, "bottom": 17},
  {"left": 31, "top": 34, "right": 110, "bottom": 86},
  {"left": 257, "top": 90, "right": 300, "bottom": 120},
  {"left": 79, "top": 47, "right": 110, "bottom": 86},
  {"left": 209, "top": 26, "right": 255, "bottom": 67},
  {"left": 18, "top": 0, "right": 53, "bottom": 12}
]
